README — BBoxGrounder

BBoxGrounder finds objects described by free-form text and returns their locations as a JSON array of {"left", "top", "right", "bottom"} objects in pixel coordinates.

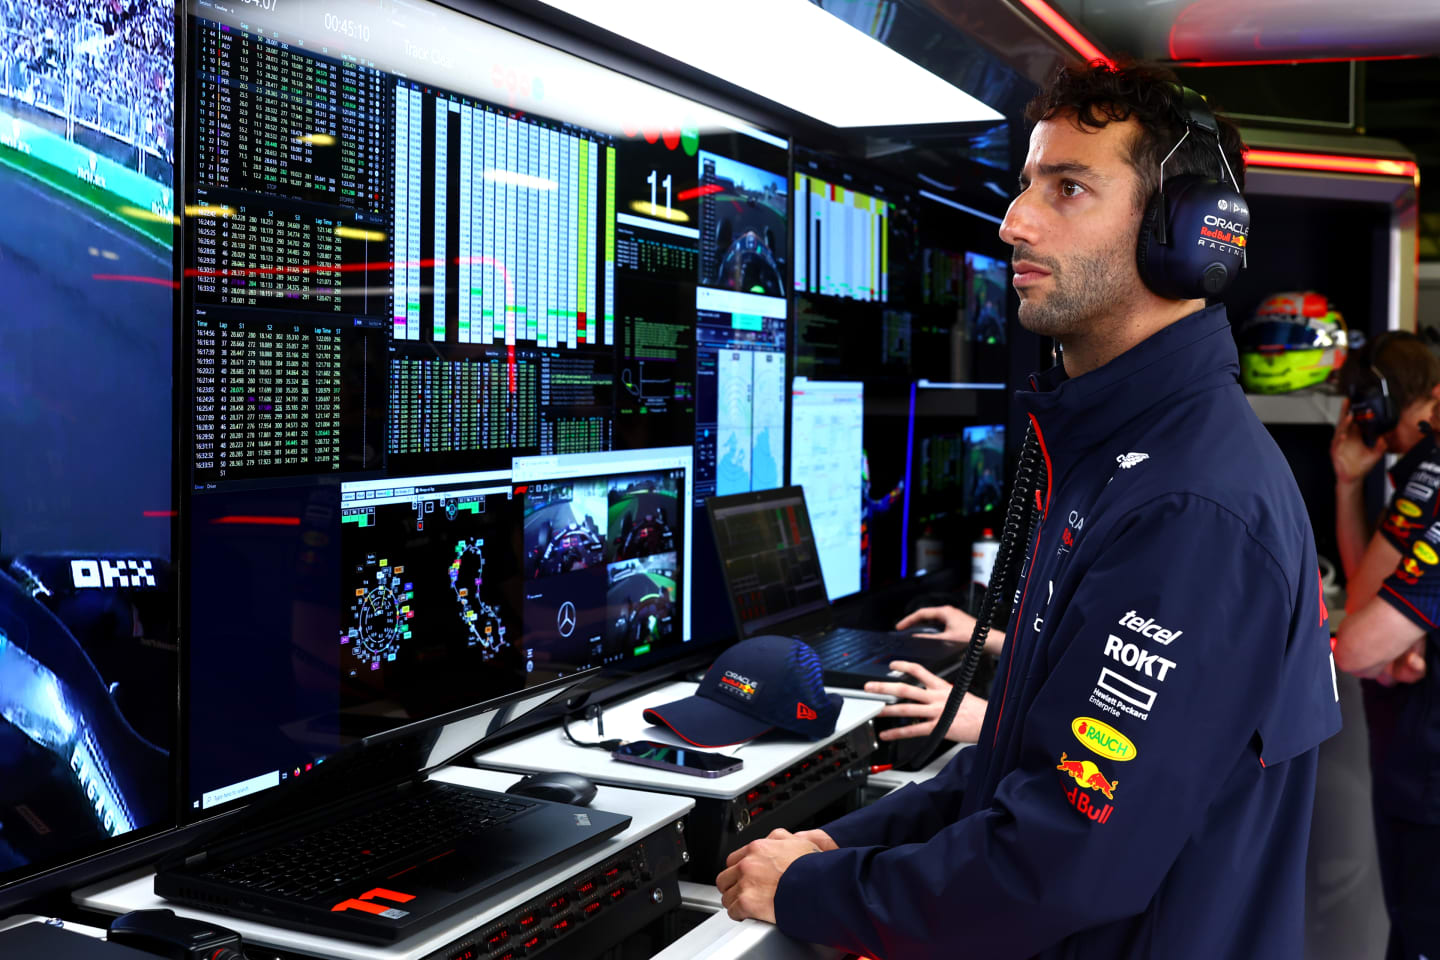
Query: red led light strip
[
  {"left": 211, "top": 516, "right": 302, "bottom": 526},
  {"left": 1175, "top": 54, "right": 1425, "bottom": 68},
  {"left": 1013, "top": 0, "right": 1112, "bottom": 66},
  {"left": 1243, "top": 149, "right": 1418, "bottom": 179}
]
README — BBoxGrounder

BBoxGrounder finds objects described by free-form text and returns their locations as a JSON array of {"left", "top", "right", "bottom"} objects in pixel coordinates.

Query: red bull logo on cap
[{"left": 1056, "top": 752, "right": 1119, "bottom": 800}]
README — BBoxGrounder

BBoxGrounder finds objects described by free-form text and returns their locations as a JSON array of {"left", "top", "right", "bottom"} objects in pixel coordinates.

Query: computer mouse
[{"left": 506, "top": 771, "right": 598, "bottom": 807}]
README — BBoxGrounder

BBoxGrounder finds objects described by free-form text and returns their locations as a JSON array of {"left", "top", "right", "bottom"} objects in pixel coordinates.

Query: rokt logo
[{"left": 1103, "top": 634, "right": 1177, "bottom": 680}]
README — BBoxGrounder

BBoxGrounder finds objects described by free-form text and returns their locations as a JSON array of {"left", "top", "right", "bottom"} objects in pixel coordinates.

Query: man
[
  {"left": 716, "top": 60, "right": 1341, "bottom": 958},
  {"left": 1332, "top": 333, "right": 1440, "bottom": 959}
]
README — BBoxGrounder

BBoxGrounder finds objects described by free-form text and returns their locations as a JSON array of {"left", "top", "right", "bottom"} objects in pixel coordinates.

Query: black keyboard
[
  {"left": 205, "top": 785, "right": 534, "bottom": 902},
  {"left": 810, "top": 627, "right": 901, "bottom": 667}
]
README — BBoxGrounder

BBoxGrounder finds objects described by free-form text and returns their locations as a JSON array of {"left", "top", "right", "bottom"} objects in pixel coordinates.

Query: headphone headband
[{"left": 1178, "top": 86, "right": 1219, "bottom": 138}]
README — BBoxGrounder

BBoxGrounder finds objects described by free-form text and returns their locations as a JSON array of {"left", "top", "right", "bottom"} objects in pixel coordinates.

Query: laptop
[
  {"left": 156, "top": 683, "right": 630, "bottom": 944},
  {"left": 706, "top": 487, "right": 962, "bottom": 688}
]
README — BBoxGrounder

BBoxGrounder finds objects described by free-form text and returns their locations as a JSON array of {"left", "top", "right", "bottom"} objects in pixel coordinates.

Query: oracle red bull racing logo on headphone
[{"left": 1198, "top": 215, "right": 1247, "bottom": 252}]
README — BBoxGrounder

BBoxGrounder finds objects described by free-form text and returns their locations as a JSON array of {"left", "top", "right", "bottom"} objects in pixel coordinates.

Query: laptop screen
[{"left": 708, "top": 488, "right": 829, "bottom": 637}]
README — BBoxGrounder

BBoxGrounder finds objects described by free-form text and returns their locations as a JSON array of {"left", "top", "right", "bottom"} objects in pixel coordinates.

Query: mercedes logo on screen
[{"left": 557, "top": 601, "right": 577, "bottom": 638}]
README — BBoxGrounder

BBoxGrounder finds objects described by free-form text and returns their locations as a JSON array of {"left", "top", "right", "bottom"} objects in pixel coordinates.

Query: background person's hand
[
  {"left": 1383, "top": 639, "right": 1428, "bottom": 685},
  {"left": 864, "top": 660, "right": 986, "bottom": 743},
  {"left": 1331, "top": 399, "right": 1387, "bottom": 485}
]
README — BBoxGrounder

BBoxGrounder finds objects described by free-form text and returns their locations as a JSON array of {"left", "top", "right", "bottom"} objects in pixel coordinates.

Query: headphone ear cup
[{"left": 1135, "top": 193, "right": 1164, "bottom": 295}]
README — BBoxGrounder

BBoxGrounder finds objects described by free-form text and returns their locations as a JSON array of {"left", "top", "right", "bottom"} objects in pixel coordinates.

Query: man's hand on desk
[
  {"left": 716, "top": 828, "right": 834, "bottom": 923},
  {"left": 865, "top": 660, "right": 987, "bottom": 743}
]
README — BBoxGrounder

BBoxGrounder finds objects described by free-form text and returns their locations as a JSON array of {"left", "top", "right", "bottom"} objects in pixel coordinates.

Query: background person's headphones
[
  {"left": 1136, "top": 86, "right": 1249, "bottom": 301},
  {"left": 1348, "top": 331, "right": 1414, "bottom": 447}
]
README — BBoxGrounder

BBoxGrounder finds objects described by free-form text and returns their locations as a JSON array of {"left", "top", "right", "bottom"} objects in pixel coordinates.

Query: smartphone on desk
[{"left": 612, "top": 740, "right": 744, "bottom": 778}]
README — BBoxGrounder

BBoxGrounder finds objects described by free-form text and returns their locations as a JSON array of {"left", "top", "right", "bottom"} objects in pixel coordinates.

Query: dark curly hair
[
  {"left": 1025, "top": 60, "right": 1246, "bottom": 212},
  {"left": 1338, "top": 331, "right": 1440, "bottom": 413}
]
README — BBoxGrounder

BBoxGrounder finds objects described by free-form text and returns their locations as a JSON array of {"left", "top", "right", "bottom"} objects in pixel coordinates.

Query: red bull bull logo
[
  {"left": 1056, "top": 752, "right": 1119, "bottom": 800},
  {"left": 1384, "top": 514, "right": 1423, "bottom": 539}
]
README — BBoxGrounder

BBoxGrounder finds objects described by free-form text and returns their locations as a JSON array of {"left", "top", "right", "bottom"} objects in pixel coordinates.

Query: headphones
[
  {"left": 1136, "top": 87, "right": 1249, "bottom": 301},
  {"left": 1348, "top": 331, "right": 1416, "bottom": 447}
]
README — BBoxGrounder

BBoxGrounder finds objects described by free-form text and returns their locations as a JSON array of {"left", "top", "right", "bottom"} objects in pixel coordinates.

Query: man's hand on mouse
[
  {"left": 864, "top": 660, "right": 986, "bottom": 743},
  {"left": 716, "top": 828, "right": 832, "bottom": 923},
  {"left": 895, "top": 605, "right": 1006, "bottom": 656}
]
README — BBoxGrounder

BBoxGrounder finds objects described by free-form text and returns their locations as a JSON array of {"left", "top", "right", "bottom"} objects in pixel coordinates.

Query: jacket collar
[
  {"left": 1015, "top": 304, "right": 1238, "bottom": 472},
  {"left": 1390, "top": 427, "right": 1439, "bottom": 488}
]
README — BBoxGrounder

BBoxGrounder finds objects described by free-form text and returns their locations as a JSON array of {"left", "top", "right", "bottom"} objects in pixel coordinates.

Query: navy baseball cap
[{"left": 642, "top": 635, "right": 844, "bottom": 747}]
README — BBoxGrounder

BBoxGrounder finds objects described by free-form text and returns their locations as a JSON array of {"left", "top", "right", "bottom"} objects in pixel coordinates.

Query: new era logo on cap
[{"left": 642, "top": 636, "right": 843, "bottom": 748}]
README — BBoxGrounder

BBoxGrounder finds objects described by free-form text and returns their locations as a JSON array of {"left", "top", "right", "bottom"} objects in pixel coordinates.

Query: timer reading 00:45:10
[{"left": 324, "top": 12, "right": 371, "bottom": 41}]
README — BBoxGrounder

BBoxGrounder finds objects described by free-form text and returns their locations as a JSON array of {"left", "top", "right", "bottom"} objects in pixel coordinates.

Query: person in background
[{"left": 1332, "top": 331, "right": 1440, "bottom": 960}]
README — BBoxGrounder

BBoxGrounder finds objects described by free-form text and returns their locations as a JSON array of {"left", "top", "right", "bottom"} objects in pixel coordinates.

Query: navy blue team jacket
[
  {"left": 774, "top": 305, "right": 1342, "bottom": 959},
  {"left": 1368, "top": 430, "right": 1440, "bottom": 823}
]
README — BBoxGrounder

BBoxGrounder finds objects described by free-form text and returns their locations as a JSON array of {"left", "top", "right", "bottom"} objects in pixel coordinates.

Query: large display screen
[
  {"left": 0, "top": 0, "right": 177, "bottom": 892},
  {"left": 691, "top": 134, "right": 791, "bottom": 503},
  {"left": 793, "top": 148, "right": 918, "bottom": 305},
  {"left": 515, "top": 448, "right": 692, "bottom": 681},
  {"left": 181, "top": 0, "right": 748, "bottom": 820},
  {"left": 902, "top": 382, "right": 1010, "bottom": 579}
]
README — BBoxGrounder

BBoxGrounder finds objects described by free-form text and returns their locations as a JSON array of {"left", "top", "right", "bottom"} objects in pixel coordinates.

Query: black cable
[
  {"left": 562, "top": 705, "right": 625, "bottom": 752},
  {"left": 910, "top": 421, "right": 1043, "bottom": 760}
]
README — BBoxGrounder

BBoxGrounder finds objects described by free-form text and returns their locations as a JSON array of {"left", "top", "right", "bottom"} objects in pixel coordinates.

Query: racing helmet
[{"left": 1238, "top": 291, "right": 1349, "bottom": 394}]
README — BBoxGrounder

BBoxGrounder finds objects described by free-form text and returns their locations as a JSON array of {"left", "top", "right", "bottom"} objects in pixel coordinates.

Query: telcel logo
[
  {"left": 1117, "top": 610, "right": 1183, "bottom": 645},
  {"left": 1072, "top": 717, "right": 1137, "bottom": 762}
]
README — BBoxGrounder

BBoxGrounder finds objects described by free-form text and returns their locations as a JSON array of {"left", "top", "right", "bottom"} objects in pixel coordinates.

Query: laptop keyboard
[
  {"left": 810, "top": 627, "right": 901, "bottom": 667},
  {"left": 205, "top": 784, "right": 535, "bottom": 902}
]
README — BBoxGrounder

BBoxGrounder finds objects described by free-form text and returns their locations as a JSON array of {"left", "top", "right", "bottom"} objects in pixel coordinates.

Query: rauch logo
[{"left": 1071, "top": 717, "right": 1137, "bottom": 762}]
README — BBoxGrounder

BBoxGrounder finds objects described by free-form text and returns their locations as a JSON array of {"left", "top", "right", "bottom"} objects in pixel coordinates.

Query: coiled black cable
[{"left": 909, "top": 421, "right": 1044, "bottom": 761}]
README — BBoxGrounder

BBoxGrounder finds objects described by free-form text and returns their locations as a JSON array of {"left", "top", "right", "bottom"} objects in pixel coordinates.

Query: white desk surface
[
  {"left": 867, "top": 742, "right": 972, "bottom": 793},
  {"left": 73, "top": 767, "right": 693, "bottom": 960},
  {"left": 650, "top": 909, "right": 845, "bottom": 960},
  {"left": 474, "top": 681, "right": 884, "bottom": 799}
]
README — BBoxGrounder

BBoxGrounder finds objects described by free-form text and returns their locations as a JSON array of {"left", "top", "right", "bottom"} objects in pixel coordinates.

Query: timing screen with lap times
[{"left": 181, "top": 0, "right": 751, "bottom": 822}]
